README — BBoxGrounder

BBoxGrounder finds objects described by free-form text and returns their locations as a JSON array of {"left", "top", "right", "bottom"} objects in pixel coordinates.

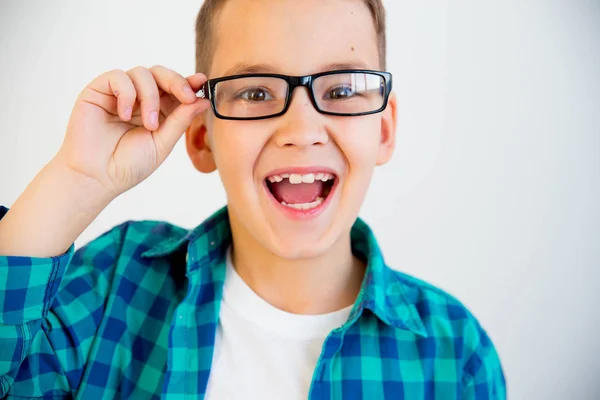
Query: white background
[{"left": 1, "top": 1, "right": 599, "bottom": 398}]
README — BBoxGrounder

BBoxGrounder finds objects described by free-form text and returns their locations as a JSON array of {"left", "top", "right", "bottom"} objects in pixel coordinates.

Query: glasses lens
[
  {"left": 214, "top": 77, "right": 288, "bottom": 118},
  {"left": 313, "top": 72, "right": 385, "bottom": 115}
]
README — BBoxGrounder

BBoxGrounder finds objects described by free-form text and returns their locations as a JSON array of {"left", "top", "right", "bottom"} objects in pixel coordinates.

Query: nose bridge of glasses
[
  {"left": 288, "top": 75, "right": 312, "bottom": 89},
  {"left": 286, "top": 75, "right": 317, "bottom": 109}
]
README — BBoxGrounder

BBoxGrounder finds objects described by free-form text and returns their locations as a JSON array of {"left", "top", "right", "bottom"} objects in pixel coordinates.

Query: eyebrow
[{"left": 221, "top": 60, "right": 372, "bottom": 77}]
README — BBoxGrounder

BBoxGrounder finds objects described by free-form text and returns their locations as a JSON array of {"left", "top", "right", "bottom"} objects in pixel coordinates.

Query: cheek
[
  {"left": 211, "top": 123, "right": 266, "bottom": 192},
  {"left": 336, "top": 119, "right": 381, "bottom": 169}
]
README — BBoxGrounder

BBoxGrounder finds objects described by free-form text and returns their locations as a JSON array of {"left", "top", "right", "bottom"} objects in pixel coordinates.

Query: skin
[{"left": 185, "top": 0, "right": 398, "bottom": 314}]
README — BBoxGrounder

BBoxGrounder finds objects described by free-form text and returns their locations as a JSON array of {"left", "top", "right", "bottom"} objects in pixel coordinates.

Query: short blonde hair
[{"left": 194, "top": 0, "right": 387, "bottom": 76}]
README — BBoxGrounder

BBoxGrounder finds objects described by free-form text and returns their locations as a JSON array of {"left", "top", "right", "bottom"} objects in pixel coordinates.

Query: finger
[
  {"left": 127, "top": 66, "right": 160, "bottom": 131},
  {"left": 150, "top": 65, "right": 198, "bottom": 105},
  {"left": 152, "top": 98, "right": 211, "bottom": 161},
  {"left": 87, "top": 69, "right": 136, "bottom": 121},
  {"left": 157, "top": 72, "right": 208, "bottom": 118},
  {"left": 186, "top": 73, "right": 208, "bottom": 93}
]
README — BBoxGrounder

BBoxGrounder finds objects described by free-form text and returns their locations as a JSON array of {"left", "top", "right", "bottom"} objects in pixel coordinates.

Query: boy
[{"left": 0, "top": 0, "right": 505, "bottom": 398}]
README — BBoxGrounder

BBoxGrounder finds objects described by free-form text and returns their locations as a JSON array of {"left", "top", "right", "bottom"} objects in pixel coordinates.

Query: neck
[{"left": 228, "top": 216, "right": 365, "bottom": 315}]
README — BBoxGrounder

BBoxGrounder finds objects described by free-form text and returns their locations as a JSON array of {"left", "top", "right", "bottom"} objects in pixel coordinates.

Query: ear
[
  {"left": 375, "top": 91, "right": 398, "bottom": 166},
  {"left": 185, "top": 113, "right": 217, "bottom": 173}
]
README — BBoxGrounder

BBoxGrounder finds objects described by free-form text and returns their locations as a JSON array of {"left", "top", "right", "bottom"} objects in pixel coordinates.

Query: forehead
[{"left": 210, "top": 0, "right": 379, "bottom": 78}]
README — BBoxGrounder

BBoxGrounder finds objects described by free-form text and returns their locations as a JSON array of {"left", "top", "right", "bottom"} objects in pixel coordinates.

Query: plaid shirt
[{"left": 0, "top": 205, "right": 505, "bottom": 399}]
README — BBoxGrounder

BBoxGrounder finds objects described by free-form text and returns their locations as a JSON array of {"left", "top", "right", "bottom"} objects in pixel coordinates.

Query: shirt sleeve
[
  {"left": 461, "top": 323, "right": 507, "bottom": 399},
  {"left": 0, "top": 205, "right": 124, "bottom": 398}
]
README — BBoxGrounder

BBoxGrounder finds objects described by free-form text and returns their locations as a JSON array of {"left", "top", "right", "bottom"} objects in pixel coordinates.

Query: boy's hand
[
  {"left": 0, "top": 66, "right": 209, "bottom": 257},
  {"left": 56, "top": 66, "right": 209, "bottom": 199}
]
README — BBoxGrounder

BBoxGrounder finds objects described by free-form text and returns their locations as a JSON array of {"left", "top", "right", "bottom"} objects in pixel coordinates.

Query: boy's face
[{"left": 187, "top": 0, "right": 397, "bottom": 259}]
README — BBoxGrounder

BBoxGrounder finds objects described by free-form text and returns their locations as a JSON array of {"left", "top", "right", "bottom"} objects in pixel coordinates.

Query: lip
[
  {"left": 263, "top": 166, "right": 339, "bottom": 180},
  {"left": 261, "top": 167, "right": 339, "bottom": 221}
]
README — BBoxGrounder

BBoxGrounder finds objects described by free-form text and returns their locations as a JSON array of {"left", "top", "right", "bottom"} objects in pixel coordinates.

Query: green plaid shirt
[{"left": 0, "top": 205, "right": 505, "bottom": 399}]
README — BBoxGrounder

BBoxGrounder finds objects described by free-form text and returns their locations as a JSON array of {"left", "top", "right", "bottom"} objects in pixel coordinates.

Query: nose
[{"left": 273, "top": 87, "right": 329, "bottom": 148}]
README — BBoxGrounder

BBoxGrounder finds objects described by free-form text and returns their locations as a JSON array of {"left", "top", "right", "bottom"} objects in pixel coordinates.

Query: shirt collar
[{"left": 141, "top": 206, "right": 427, "bottom": 337}]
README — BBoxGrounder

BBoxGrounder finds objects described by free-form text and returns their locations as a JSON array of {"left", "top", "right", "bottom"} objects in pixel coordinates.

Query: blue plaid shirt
[{"left": 0, "top": 205, "right": 505, "bottom": 399}]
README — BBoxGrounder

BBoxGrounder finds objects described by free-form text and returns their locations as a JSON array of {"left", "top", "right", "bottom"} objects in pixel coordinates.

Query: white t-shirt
[{"left": 205, "top": 247, "right": 353, "bottom": 399}]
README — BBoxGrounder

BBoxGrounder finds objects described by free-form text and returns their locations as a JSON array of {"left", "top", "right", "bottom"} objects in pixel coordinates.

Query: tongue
[{"left": 270, "top": 180, "right": 324, "bottom": 204}]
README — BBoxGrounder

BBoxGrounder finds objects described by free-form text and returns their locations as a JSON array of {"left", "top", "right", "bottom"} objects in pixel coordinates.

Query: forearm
[{"left": 0, "top": 158, "right": 115, "bottom": 257}]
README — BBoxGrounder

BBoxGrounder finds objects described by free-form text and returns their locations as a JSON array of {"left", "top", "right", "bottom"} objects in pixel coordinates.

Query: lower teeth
[{"left": 281, "top": 197, "right": 324, "bottom": 210}]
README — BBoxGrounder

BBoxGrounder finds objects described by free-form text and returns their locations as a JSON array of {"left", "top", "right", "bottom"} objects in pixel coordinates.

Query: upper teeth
[{"left": 267, "top": 172, "right": 335, "bottom": 184}]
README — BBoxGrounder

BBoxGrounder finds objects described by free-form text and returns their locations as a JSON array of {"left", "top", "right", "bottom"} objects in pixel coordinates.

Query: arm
[
  {"left": 0, "top": 65, "right": 207, "bottom": 397},
  {"left": 461, "top": 328, "right": 507, "bottom": 399},
  {"left": 0, "top": 158, "right": 114, "bottom": 257},
  {"left": 0, "top": 206, "right": 125, "bottom": 397}
]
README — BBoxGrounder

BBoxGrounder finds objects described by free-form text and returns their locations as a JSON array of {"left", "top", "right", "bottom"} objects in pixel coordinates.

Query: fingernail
[
  {"left": 149, "top": 111, "right": 159, "bottom": 127},
  {"left": 183, "top": 85, "right": 195, "bottom": 99},
  {"left": 124, "top": 107, "right": 132, "bottom": 120}
]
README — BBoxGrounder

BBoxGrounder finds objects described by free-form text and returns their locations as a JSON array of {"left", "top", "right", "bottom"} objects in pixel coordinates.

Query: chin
[{"left": 267, "top": 237, "right": 333, "bottom": 260}]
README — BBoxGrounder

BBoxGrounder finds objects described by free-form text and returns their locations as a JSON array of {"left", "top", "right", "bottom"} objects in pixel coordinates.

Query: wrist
[{"left": 46, "top": 156, "right": 117, "bottom": 212}]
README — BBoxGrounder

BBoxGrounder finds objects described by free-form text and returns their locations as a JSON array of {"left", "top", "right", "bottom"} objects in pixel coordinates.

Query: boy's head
[{"left": 185, "top": 0, "right": 397, "bottom": 260}]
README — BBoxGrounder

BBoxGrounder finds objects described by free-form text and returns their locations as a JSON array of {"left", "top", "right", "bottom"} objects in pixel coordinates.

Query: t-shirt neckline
[{"left": 222, "top": 246, "right": 354, "bottom": 340}]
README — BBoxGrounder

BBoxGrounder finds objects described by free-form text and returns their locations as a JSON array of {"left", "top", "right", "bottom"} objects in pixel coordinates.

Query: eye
[
  {"left": 325, "top": 85, "right": 356, "bottom": 100},
  {"left": 236, "top": 87, "right": 273, "bottom": 102}
]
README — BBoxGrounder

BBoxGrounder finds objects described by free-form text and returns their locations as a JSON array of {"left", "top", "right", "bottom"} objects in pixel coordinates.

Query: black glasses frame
[{"left": 199, "top": 69, "right": 393, "bottom": 121}]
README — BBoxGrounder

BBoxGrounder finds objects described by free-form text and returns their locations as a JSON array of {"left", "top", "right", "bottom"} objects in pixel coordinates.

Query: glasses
[{"left": 198, "top": 69, "right": 393, "bottom": 120}]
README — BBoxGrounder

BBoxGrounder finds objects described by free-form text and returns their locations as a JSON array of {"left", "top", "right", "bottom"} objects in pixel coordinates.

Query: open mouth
[{"left": 265, "top": 172, "right": 336, "bottom": 211}]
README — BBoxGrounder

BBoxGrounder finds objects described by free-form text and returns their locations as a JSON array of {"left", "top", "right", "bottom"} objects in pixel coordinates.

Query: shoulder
[
  {"left": 120, "top": 218, "right": 189, "bottom": 253},
  {"left": 391, "top": 267, "right": 476, "bottom": 326},
  {"left": 388, "top": 267, "right": 505, "bottom": 389},
  {"left": 86, "top": 218, "right": 187, "bottom": 252},
  {"left": 70, "top": 218, "right": 188, "bottom": 271},
  {"left": 60, "top": 219, "right": 189, "bottom": 304}
]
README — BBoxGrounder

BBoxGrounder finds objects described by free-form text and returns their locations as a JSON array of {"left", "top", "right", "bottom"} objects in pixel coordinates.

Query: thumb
[{"left": 152, "top": 98, "right": 210, "bottom": 161}]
